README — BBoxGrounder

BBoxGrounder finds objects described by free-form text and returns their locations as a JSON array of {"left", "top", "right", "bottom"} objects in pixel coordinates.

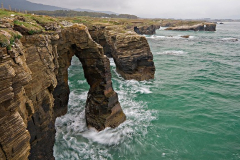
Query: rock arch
[
  {"left": 0, "top": 24, "right": 125, "bottom": 160},
  {"left": 54, "top": 25, "right": 126, "bottom": 130}
]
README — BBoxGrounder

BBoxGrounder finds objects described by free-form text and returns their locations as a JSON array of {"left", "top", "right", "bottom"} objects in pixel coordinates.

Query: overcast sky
[{"left": 28, "top": 0, "right": 240, "bottom": 19}]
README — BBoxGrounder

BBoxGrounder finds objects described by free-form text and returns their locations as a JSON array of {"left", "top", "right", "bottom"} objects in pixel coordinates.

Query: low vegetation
[
  {"left": 0, "top": 28, "right": 22, "bottom": 50},
  {"left": 29, "top": 10, "right": 138, "bottom": 19},
  {"left": 1, "top": 9, "right": 208, "bottom": 50}
]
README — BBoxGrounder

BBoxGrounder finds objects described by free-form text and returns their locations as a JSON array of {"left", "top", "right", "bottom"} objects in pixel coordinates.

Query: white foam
[
  {"left": 54, "top": 58, "right": 157, "bottom": 159},
  {"left": 54, "top": 92, "right": 157, "bottom": 158},
  {"left": 157, "top": 50, "right": 188, "bottom": 55},
  {"left": 221, "top": 38, "right": 238, "bottom": 42},
  {"left": 159, "top": 27, "right": 167, "bottom": 30},
  {"left": 145, "top": 35, "right": 194, "bottom": 40},
  {"left": 109, "top": 58, "right": 116, "bottom": 67},
  {"left": 119, "top": 79, "right": 153, "bottom": 94},
  {"left": 189, "top": 36, "right": 195, "bottom": 39},
  {"left": 68, "top": 91, "right": 88, "bottom": 107},
  {"left": 77, "top": 80, "right": 87, "bottom": 84}
]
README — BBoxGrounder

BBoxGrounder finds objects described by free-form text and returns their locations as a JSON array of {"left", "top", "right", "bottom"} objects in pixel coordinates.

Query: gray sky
[{"left": 28, "top": 0, "right": 240, "bottom": 19}]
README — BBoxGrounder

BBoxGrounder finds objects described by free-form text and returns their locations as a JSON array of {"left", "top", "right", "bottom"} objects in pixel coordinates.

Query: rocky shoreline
[
  {"left": 0, "top": 12, "right": 155, "bottom": 160},
  {"left": 165, "top": 23, "right": 216, "bottom": 31},
  {"left": 0, "top": 10, "right": 216, "bottom": 160}
]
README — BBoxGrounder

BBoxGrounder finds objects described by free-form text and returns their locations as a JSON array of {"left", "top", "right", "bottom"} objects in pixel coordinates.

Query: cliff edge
[
  {"left": 0, "top": 15, "right": 127, "bottom": 160},
  {"left": 0, "top": 11, "right": 155, "bottom": 160}
]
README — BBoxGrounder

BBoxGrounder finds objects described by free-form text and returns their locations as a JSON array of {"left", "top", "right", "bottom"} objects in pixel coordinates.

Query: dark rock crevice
[
  {"left": 0, "top": 143, "right": 7, "bottom": 160},
  {"left": 0, "top": 20, "right": 157, "bottom": 159},
  {"left": 0, "top": 24, "right": 126, "bottom": 160}
]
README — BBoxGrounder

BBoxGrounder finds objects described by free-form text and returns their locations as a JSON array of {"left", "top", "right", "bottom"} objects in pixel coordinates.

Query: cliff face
[
  {"left": 88, "top": 25, "right": 155, "bottom": 81},
  {"left": 0, "top": 24, "right": 126, "bottom": 160},
  {"left": 0, "top": 11, "right": 156, "bottom": 159},
  {"left": 204, "top": 23, "right": 217, "bottom": 31},
  {"left": 55, "top": 25, "right": 126, "bottom": 131},
  {"left": 104, "top": 26, "right": 155, "bottom": 80},
  {"left": 0, "top": 37, "right": 32, "bottom": 160},
  {"left": 133, "top": 25, "right": 160, "bottom": 35}
]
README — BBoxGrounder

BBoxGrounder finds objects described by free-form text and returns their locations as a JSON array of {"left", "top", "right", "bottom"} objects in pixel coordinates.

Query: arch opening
[{"left": 53, "top": 25, "right": 126, "bottom": 131}]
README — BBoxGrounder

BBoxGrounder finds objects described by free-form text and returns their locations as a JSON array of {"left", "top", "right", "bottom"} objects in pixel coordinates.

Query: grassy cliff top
[
  {"left": 0, "top": 9, "right": 61, "bottom": 34},
  {"left": 0, "top": 9, "right": 207, "bottom": 32},
  {"left": 0, "top": 9, "right": 62, "bottom": 50},
  {"left": 0, "top": 9, "right": 209, "bottom": 50}
]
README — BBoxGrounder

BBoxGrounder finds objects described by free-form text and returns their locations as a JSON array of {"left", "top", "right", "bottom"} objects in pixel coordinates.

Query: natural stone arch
[
  {"left": 0, "top": 24, "right": 126, "bottom": 160},
  {"left": 53, "top": 24, "right": 126, "bottom": 130}
]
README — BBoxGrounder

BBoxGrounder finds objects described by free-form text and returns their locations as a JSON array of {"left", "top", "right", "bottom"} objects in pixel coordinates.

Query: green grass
[
  {"left": 0, "top": 28, "right": 22, "bottom": 49},
  {"left": 13, "top": 20, "right": 44, "bottom": 34},
  {"left": 0, "top": 9, "right": 15, "bottom": 18}
]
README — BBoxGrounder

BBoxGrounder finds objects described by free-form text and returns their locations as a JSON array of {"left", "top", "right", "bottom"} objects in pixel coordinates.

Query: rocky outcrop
[
  {"left": 87, "top": 25, "right": 155, "bottom": 81},
  {"left": 0, "top": 24, "right": 126, "bottom": 160},
  {"left": 165, "top": 23, "right": 216, "bottom": 31},
  {"left": 133, "top": 25, "right": 160, "bottom": 35},
  {"left": 104, "top": 26, "right": 155, "bottom": 80},
  {"left": 204, "top": 23, "right": 216, "bottom": 31},
  {"left": 1, "top": 12, "right": 157, "bottom": 159},
  {"left": 55, "top": 25, "right": 126, "bottom": 131},
  {"left": 165, "top": 24, "right": 204, "bottom": 31},
  {"left": 87, "top": 25, "right": 112, "bottom": 57}
]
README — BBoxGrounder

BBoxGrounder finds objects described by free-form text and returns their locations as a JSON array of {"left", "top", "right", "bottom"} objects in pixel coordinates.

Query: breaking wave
[
  {"left": 145, "top": 35, "right": 194, "bottom": 40},
  {"left": 54, "top": 57, "right": 157, "bottom": 160},
  {"left": 156, "top": 50, "right": 188, "bottom": 55}
]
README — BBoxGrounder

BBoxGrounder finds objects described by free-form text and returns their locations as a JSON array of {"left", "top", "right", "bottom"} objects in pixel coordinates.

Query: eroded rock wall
[
  {"left": 88, "top": 25, "right": 112, "bottom": 57},
  {"left": 1, "top": 18, "right": 156, "bottom": 160},
  {"left": 104, "top": 27, "right": 155, "bottom": 81},
  {"left": 56, "top": 25, "right": 126, "bottom": 130},
  {"left": 0, "top": 31, "right": 61, "bottom": 160},
  {"left": 87, "top": 25, "right": 155, "bottom": 81},
  {"left": 0, "top": 24, "right": 126, "bottom": 160},
  {"left": 205, "top": 23, "right": 216, "bottom": 31},
  {"left": 134, "top": 25, "right": 160, "bottom": 35}
]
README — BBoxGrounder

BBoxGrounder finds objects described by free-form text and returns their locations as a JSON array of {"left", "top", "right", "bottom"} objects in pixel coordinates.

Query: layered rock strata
[
  {"left": 0, "top": 24, "right": 126, "bottom": 160},
  {"left": 88, "top": 25, "right": 155, "bottom": 81},
  {"left": 104, "top": 26, "right": 155, "bottom": 80},
  {"left": 165, "top": 23, "right": 216, "bottom": 31}
]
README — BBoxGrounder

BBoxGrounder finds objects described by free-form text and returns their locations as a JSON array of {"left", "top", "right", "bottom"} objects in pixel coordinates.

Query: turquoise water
[{"left": 54, "top": 22, "right": 240, "bottom": 160}]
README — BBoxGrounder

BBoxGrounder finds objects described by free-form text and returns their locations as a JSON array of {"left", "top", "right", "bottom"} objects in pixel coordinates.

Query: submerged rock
[{"left": 181, "top": 35, "right": 190, "bottom": 38}]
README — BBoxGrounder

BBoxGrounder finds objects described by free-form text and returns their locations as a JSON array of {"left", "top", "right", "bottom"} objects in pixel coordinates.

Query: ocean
[{"left": 54, "top": 22, "right": 240, "bottom": 160}]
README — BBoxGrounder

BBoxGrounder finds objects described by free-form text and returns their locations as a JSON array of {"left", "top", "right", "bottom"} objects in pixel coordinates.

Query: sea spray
[
  {"left": 55, "top": 22, "right": 240, "bottom": 160},
  {"left": 54, "top": 56, "right": 157, "bottom": 159}
]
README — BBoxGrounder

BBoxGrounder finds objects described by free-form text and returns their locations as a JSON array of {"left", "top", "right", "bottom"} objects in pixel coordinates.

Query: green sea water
[{"left": 54, "top": 22, "right": 240, "bottom": 160}]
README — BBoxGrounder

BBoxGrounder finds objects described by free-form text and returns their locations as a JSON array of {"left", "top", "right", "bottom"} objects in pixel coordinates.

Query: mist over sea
[{"left": 54, "top": 22, "right": 240, "bottom": 160}]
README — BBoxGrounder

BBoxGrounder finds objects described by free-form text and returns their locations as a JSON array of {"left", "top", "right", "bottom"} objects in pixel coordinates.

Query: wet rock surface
[
  {"left": 0, "top": 24, "right": 126, "bottom": 160},
  {"left": 0, "top": 13, "right": 157, "bottom": 159},
  {"left": 104, "top": 26, "right": 155, "bottom": 81},
  {"left": 87, "top": 25, "right": 155, "bottom": 81}
]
